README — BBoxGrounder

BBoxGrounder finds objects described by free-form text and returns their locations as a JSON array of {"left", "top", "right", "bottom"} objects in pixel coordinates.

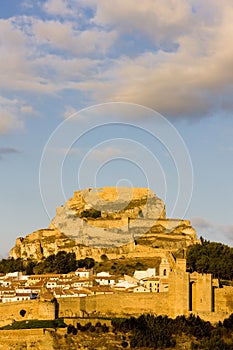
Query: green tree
[{"left": 187, "top": 240, "right": 233, "bottom": 280}]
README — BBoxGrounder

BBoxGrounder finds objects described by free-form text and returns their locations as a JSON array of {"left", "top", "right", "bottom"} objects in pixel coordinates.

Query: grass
[{"left": 0, "top": 319, "right": 67, "bottom": 330}]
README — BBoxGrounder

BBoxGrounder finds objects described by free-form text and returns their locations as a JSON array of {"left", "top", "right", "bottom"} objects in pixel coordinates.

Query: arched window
[{"left": 163, "top": 269, "right": 167, "bottom": 276}]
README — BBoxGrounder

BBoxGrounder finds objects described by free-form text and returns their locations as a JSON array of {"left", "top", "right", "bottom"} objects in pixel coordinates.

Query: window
[{"left": 163, "top": 269, "right": 167, "bottom": 276}]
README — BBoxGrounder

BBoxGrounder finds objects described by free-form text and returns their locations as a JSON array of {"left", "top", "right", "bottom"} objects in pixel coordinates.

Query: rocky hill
[{"left": 10, "top": 187, "right": 198, "bottom": 261}]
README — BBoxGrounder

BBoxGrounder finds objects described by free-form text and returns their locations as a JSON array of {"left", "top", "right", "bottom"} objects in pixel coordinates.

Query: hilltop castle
[{"left": 10, "top": 187, "right": 198, "bottom": 260}]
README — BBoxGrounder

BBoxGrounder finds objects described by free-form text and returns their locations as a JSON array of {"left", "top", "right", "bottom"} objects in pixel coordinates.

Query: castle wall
[
  {"left": 87, "top": 217, "right": 128, "bottom": 229},
  {"left": 84, "top": 218, "right": 192, "bottom": 231},
  {"left": 79, "top": 293, "right": 171, "bottom": 317},
  {"left": 97, "top": 187, "right": 151, "bottom": 201},
  {"left": 73, "top": 187, "right": 151, "bottom": 204},
  {"left": 0, "top": 280, "right": 232, "bottom": 327},
  {"left": 0, "top": 300, "right": 55, "bottom": 326},
  {"left": 0, "top": 329, "right": 55, "bottom": 350},
  {"left": 214, "top": 286, "right": 233, "bottom": 314},
  {"left": 58, "top": 297, "right": 82, "bottom": 318},
  {"left": 129, "top": 219, "right": 191, "bottom": 230}
]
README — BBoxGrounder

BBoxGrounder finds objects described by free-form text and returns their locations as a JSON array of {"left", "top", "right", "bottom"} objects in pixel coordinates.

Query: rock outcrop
[{"left": 10, "top": 187, "right": 198, "bottom": 260}]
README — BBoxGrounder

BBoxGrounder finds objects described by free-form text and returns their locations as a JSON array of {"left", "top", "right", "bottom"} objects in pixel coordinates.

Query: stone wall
[
  {"left": 0, "top": 275, "right": 232, "bottom": 327},
  {"left": 82, "top": 187, "right": 152, "bottom": 202},
  {"left": 0, "top": 329, "right": 55, "bottom": 350},
  {"left": 58, "top": 297, "right": 82, "bottom": 318},
  {"left": 80, "top": 293, "right": 171, "bottom": 318},
  {"left": 0, "top": 300, "right": 55, "bottom": 326},
  {"left": 130, "top": 218, "right": 191, "bottom": 230},
  {"left": 214, "top": 286, "right": 233, "bottom": 314},
  {"left": 87, "top": 217, "right": 128, "bottom": 229}
]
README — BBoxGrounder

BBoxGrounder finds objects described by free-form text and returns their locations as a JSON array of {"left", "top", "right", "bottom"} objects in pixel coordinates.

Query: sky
[{"left": 1, "top": 0, "right": 233, "bottom": 257}]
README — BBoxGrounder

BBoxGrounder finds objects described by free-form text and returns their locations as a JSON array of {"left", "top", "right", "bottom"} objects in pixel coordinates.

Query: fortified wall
[
  {"left": 0, "top": 300, "right": 56, "bottom": 327},
  {"left": 0, "top": 329, "right": 56, "bottom": 350},
  {"left": 57, "top": 266, "right": 233, "bottom": 322},
  {"left": 0, "top": 269, "right": 232, "bottom": 325}
]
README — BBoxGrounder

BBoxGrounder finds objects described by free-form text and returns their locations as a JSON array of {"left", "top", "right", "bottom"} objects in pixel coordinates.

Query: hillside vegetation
[
  {"left": 187, "top": 238, "right": 233, "bottom": 281},
  {"left": 0, "top": 251, "right": 161, "bottom": 276},
  {"left": 0, "top": 238, "right": 233, "bottom": 280}
]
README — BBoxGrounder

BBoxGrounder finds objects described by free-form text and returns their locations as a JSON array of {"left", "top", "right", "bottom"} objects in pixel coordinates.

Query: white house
[
  {"left": 15, "top": 287, "right": 33, "bottom": 294},
  {"left": 46, "top": 280, "right": 57, "bottom": 289},
  {"left": 5, "top": 271, "right": 23, "bottom": 281},
  {"left": 75, "top": 268, "right": 92, "bottom": 279},
  {"left": 53, "top": 288, "right": 90, "bottom": 298},
  {"left": 72, "top": 278, "right": 92, "bottom": 288},
  {"left": 95, "top": 272, "right": 116, "bottom": 286},
  {"left": 114, "top": 280, "right": 138, "bottom": 291},
  {"left": 1, "top": 279, "right": 12, "bottom": 287},
  {"left": 143, "top": 276, "right": 160, "bottom": 292},
  {"left": 2, "top": 293, "right": 31, "bottom": 303},
  {"left": 134, "top": 268, "right": 156, "bottom": 281},
  {"left": 129, "top": 285, "right": 150, "bottom": 293}
]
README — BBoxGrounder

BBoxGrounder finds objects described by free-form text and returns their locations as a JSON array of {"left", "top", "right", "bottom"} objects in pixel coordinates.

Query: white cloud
[
  {"left": 192, "top": 217, "right": 233, "bottom": 243},
  {"left": 93, "top": 0, "right": 193, "bottom": 47},
  {"left": 0, "top": 110, "right": 23, "bottom": 134},
  {"left": 32, "top": 19, "right": 116, "bottom": 56},
  {"left": 42, "top": 0, "right": 74, "bottom": 17},
  {"left": 88, "top": 0, "right": 233, "bottom": 116},
  {"left": 20, "top": 104, "right": 37, "bottom": 116},
  {"left": 1, "top": 1, "right": 233, "bottom": 119},
  {"left": 192, "top": 217, "right": 213, "bottom": 230},
  {"left": 90, "top": 146, "right": 122, "bottom": 162},
  {"left": 0, "top": 96, "right": 35, "bottom": 134}
]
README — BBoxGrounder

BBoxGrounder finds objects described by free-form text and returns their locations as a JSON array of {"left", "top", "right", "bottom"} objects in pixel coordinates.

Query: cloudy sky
[{"left": 1, "top": 0, "right": 233, "bottom": 256}]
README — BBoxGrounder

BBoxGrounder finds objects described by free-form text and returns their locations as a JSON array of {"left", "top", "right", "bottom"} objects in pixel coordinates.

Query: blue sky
[{"left": 0, "top": 0, "right": 233, "bottom": 257}]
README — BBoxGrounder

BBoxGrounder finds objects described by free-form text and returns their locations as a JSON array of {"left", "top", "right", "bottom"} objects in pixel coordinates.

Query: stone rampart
[
  {"left": 0, "top": 279, "right": 232, "bottom": 327},
  {"left": 0, "top": 300, "right": 55, "bottom": 326},
  {"left": 214, "top": 286, "right": 233, "bottom": 314},
  {"left": 0, "top": 329, "right": 55, "bottom": 350},
  {"left": 58, "top": 297, "right": 82, "bottom": 318},
  {"left": 80, "top": 293, "right": 171, "bottom": 318},
  {"left": 87, "top": 217, "right": 128, "bottom": 229},
  {"left": 129, "top": 218, "right": 191, "bottom": 230}
]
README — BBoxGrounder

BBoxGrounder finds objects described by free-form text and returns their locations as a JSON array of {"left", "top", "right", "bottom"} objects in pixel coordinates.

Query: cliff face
[{"left": 10, "top": 187, "right": 198, "bottom": 260}]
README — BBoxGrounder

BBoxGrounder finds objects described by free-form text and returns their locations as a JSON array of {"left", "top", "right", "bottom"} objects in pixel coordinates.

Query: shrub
[
  {"left": 80, "top": 209, "right": 101, "bottom": 218},
  {"left": 121, "top": 341, "right": 128, "bottom": 348},
  {"left": 67, "top": 324, "right": 74, "bottom": 334},
  {"left": 90, "top": 325, "right": 96, "bottom": 332}
]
